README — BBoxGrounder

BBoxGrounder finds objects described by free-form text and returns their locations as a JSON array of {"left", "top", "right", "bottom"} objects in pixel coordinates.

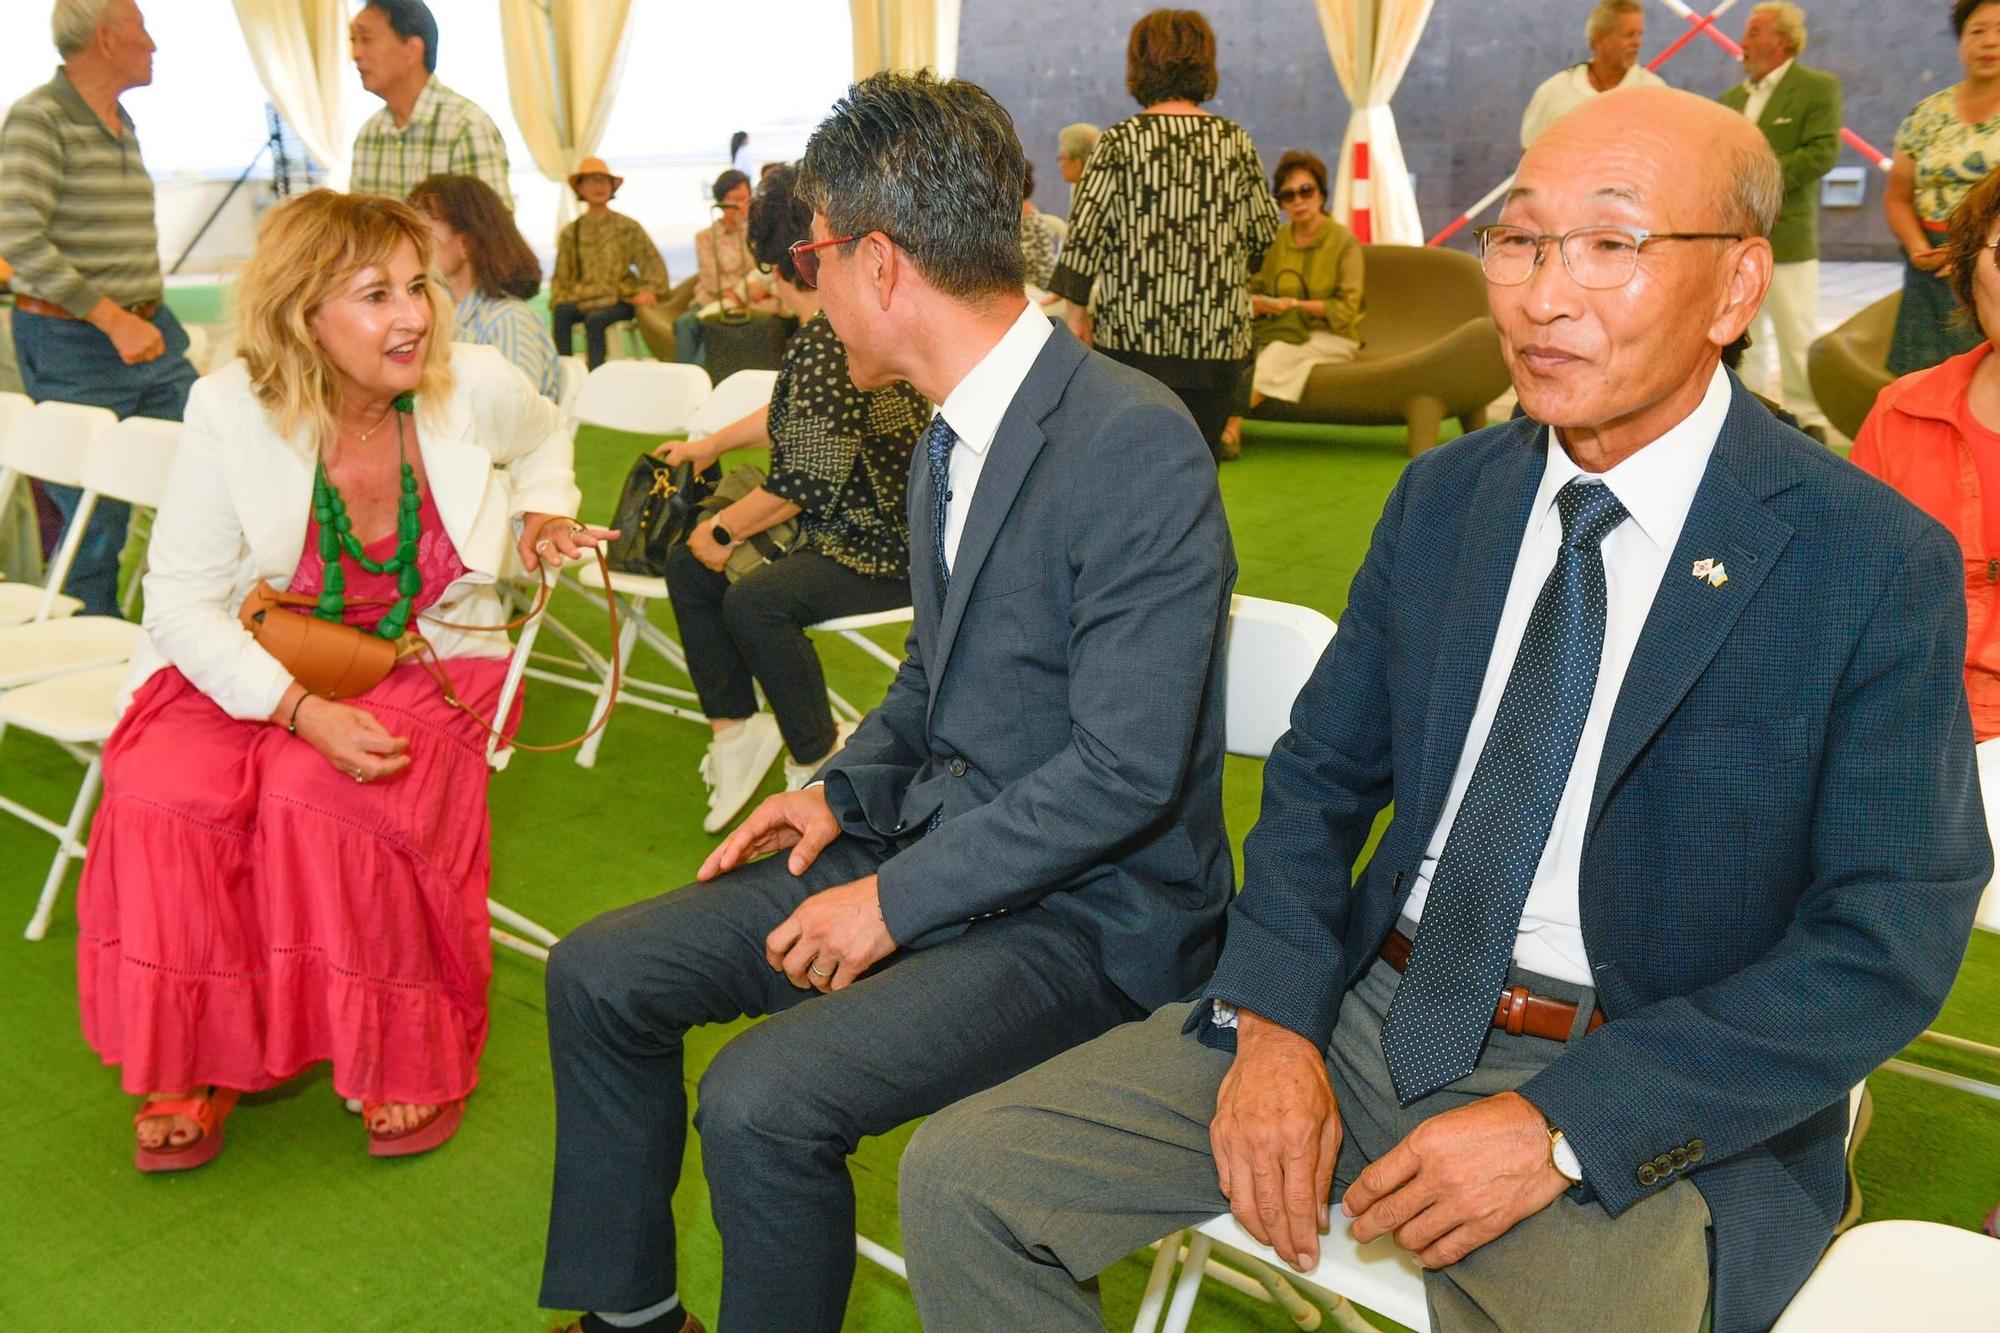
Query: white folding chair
[
  {"left": 542, "top": 363, "right": 736, "bottom": 765},
  {"left": 809, "top": 607, "right": 914, "bottom": 723},
  {"left": 2, "top": 662, "right": 130, "bottom": 940},
  {"left": 851, "top": 594, "right": 1339, "bottom": 1293},
  {"left": 557, "top": 355, "right": 588, "bottom": 423},
  {"left": 112, "top": 416, "right": 178, "bottom": 619},
  {"left": 3, "top": 418, "right": 179, "bottom": 939},
  {"left": 1882, "top": 736, "right": 2000, "bottom": 1101},
  {"left": 687, "top": 369, "right": 780, "bottom": 439},
  {"left": 0, "top": 394, "right": 97, "bottom": 626},
  {"left": 0, "top": 408, "right": 165, "bottom": 688},
  {"left": 1770, "top": 1220, "right": 2000, "bottom": 1331},
  {"left": 575, "top": 361, "right": 713, "bottom": 438},
  {"left": 482, "top": 597, "right": 562, "bottom": 962}
]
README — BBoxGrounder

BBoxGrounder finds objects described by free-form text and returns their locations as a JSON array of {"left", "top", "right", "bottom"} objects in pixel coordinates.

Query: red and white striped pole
[
  {"left": 1426, "top": 0, "right": 1893, "bottom": 245},
  {"left": 1351, "top": 135, "right": 1374, "bottom": 243}
]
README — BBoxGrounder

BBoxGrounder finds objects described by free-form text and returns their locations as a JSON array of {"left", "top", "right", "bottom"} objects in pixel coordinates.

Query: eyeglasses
[
  {"left": 788, "top": 234, "right": 857, "bottom": 289},
  {"left": 1276, "top": 185, "right": 1319, "bottom": 204},
  {"left": 787, "top": 231, "right": 907, "bottom": 289},
  {"left": 1474, "top": 224, "right": 1744, "bottom": 289}
]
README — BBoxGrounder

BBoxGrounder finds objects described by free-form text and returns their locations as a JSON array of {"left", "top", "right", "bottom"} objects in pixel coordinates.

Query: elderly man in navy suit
[
  {"left": 537, "top": 72, "right": 1235, "bottom": 1333},
  {"left": 900, "top": 86, "right": 1991, "bottom": 1332}
]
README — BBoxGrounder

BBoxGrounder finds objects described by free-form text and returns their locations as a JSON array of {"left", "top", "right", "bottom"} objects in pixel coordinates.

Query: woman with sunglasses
[
  {"left": 653, "top": 166, "right": 929, "bottom": 833},
  {"left": 1220, "top": 149, "right": 1363, "bottom": 458}
]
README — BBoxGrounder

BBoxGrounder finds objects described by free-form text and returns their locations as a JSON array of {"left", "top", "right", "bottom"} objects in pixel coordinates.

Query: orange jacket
[{"left": 1851, "top": 342, "right": 2000, "bottom": 739}]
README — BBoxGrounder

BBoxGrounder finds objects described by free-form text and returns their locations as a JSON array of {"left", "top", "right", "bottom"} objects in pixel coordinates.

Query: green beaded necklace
[{"left": 311, "top": 393, "right": 420, "bottom": 641}]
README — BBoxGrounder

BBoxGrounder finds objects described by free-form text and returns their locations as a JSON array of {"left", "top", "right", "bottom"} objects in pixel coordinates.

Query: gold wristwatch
[{"left": 1548, "top": 1125, "right": 1584, "bottom": 1184}]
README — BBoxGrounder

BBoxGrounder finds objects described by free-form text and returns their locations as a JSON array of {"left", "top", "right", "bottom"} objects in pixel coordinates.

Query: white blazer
[{"left": 125, "top": 342, "right": 582, "bottom": 721}]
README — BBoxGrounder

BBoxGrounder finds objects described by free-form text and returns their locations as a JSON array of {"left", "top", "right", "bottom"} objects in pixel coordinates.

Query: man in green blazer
[{"left": 1721, "top": 2, "right": 1843, "bottom": 438}]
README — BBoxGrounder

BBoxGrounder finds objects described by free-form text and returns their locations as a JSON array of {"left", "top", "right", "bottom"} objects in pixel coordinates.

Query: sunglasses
[
  {"left": 1276, "top": 185, "right": 1320, "bottom": 204},
  {"left": 788, "top": 230, "right": 907, "bottom": 289}
]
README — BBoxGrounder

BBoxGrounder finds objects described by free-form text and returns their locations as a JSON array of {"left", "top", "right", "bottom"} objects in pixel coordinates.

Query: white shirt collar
[
  {"left": 1530, "top": 361, "right": 1732, "bottom": 553},
  {"left": 933, "top": 300, "right": 1054, "bottom": 459},
  {"left": 1746, "top": 58, "right": 1794, "bottom": 96}
]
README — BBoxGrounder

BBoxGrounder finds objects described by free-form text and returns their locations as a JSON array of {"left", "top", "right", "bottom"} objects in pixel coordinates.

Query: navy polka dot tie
[
  {"left": 1381, "top": 478, "right": 1629, "bottom": 1105},
  {"left": 924, "top": 415, "right": 958, "bottom": 596}
]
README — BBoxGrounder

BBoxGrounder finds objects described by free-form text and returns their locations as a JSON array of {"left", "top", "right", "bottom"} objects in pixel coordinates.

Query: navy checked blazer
[{"left": 1189, "top": 375, "right": 1991, "bottom": 1331}]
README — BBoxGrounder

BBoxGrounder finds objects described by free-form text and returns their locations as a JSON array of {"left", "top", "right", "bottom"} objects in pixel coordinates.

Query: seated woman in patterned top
[
  {"left": 655, "top": 165, "right": 930, "bottom": 834},
  {"left": 409, "top": 173, "right": 560, "bottom": 400},
  {"left": 549, "top": 156, "right": 670, "bottom": 369}
]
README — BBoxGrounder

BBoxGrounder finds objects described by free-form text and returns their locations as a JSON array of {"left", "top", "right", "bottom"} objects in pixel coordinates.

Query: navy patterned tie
[
  {"left": 924, "top": 414, "right": 958, "bottom": 595},
  {"left": 1380, "top": 478, "right": 1629, "bottom": 1105}
]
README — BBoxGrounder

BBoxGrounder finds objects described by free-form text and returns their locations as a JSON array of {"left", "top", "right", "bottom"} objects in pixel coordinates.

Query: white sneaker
[
  {"left": 699, "top": 713, "right": 785, "bottom": 833},
  {"left": 785, "top": 720, "right": 858, "bottom": 791}
]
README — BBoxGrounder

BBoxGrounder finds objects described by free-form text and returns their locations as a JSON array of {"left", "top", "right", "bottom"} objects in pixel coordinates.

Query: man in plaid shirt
[{"left": 348, "top": 1, "right": 511, "bottom": 208}]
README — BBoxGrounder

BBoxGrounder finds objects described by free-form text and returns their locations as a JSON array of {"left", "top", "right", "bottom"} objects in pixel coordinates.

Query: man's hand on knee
[
  {"left": 1342, "top": 1090, "right": 1568, "bottom": 1269},
  {"left": 699, "top": 787, "right": 841, "bottom": 881},
  {"left": 1210, "top": 1010, "right": 1344, "bottom": 1273},
  {"left": 765, "top": 874, "right": 896, "bottom": 992}
]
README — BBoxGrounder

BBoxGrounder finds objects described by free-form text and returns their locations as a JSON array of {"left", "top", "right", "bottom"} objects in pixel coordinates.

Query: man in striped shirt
[
  {"left": 348, "top": 1, "right": 513, "bottom": 209},
  {"left": 0, "top": 0, "right": 198, "bottom": 618}
]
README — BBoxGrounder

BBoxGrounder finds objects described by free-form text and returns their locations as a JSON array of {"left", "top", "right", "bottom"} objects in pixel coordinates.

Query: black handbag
[{"left": 605, "top": 453, "right": 719, "bottom": 576}]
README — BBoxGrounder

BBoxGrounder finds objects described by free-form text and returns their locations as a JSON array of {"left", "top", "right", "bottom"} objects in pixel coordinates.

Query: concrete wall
[{"left": 960, "top": 0, "right": 1969, "bottom": 261}]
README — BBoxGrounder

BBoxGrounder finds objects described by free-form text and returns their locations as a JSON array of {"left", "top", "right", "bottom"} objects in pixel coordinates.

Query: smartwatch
[{"left": 710, "top": 518, "right": 735, "bottom": 546}]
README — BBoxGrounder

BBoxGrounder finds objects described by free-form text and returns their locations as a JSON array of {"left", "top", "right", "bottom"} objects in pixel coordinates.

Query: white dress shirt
[
  {"left": 1740, "top": 58, "right": 1794, "bottom": 127},
  {"left": 931, "top": 300, "right": 1054, "bottom": 572},
  {"left": 1400, "top": 363, "right": 1732, "bottom": 985},
  {"left": 1520, "top": 62, "right": 1668, "bottom": 149}
]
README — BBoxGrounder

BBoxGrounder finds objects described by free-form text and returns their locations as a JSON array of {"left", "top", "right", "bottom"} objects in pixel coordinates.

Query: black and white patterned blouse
[
  {"left": 764, "top": 312, "right": 929, "bottom": 580},
  {"left": 1049, "top": 112, "right": 1278, "bottom": 388}
]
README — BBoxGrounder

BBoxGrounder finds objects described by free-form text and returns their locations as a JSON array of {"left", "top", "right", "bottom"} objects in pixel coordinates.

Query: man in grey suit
[{"left": 537, "top": 71, "right": 1237, "bottom": 1333}]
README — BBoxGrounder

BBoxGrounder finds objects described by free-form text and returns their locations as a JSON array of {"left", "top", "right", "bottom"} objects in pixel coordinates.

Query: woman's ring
[{"left": 535, "top": 538, "right": 555, "bottom": 552}]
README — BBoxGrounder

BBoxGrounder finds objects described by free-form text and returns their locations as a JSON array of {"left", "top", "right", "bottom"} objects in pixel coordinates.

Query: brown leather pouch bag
[{"left": 238, "top": 581, "right": 398, "bottom": 700}]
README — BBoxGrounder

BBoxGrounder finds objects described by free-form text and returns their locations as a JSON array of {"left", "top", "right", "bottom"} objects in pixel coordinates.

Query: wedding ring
[
  {"left": 535, "top": 538, "right": 555, "bottom": 552},
  {"left": 809, "top": 960, "right": 834, "bottom": 979}
]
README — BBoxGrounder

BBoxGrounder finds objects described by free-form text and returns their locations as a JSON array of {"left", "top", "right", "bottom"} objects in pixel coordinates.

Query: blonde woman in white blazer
[{"left": 75, "top": 191, "right": 608, "bottom": 1173}]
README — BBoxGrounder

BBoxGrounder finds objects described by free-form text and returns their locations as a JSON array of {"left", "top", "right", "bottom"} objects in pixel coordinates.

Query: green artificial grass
[{"left": 2, "top": 419, "right": 1996, "bottom": 1331}]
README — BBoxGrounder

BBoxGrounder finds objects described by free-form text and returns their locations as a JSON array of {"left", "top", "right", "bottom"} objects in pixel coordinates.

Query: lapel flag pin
[{"left": 1691, "top": 558, "right": 1728, "bottom": 587}]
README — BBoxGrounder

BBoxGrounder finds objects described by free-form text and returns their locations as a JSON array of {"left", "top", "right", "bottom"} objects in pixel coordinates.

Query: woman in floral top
[
  {"left": 655, "top": 167, "right": 929, "bottom": 833},
  {"left": 1885, "top": 1, "right": 2000, "bottom": 374}
]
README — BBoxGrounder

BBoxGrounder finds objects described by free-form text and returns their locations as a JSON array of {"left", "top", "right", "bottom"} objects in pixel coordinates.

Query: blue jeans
[{"left": 11, "top": 307, "right": 197, "bottom": 617}]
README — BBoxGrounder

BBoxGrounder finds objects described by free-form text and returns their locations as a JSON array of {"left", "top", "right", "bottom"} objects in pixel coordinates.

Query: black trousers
[
  {"left": 1095, "top": 347, "right": 1241, "bottom": 463},
  {"left": 553, "top": 301, "right": 636, "bottom": 369},
  {"left": 538, "top": 835, "right": 1141, "bottom": 1330},
  {"left": 663, "top": 543, "right": 909, "bottom": 762}
]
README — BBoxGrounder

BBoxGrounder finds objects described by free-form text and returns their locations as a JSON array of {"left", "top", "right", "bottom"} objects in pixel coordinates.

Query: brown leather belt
[
  {"left": 13, "top": 295, "right": 161, "bottom": 320},
  {"left": 1380, "top": 928, "right": 1605, "bottom": 1042}
]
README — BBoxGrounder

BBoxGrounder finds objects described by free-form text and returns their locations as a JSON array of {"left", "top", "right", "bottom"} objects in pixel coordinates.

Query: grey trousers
[{"left": 902, "top": 955, "right": 1711, "bottom": 1332}]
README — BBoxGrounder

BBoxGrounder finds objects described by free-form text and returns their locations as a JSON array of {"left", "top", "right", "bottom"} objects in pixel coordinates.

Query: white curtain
[
  {"left": 1315, "top": 0, "right": 1434, "bottom": 245},
  {"left": 499, "top": 0, "right": 636, "bottom": 228},
  {"left": 850, "top": 0, "right": 962, "bottom": 80},
  {"left": 232, "top": 0, "right": 350, "bottom": 189}
]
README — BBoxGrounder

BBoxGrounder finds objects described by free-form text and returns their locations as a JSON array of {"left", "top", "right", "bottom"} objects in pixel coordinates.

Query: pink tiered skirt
[{"left": 76, "top": 659, "right": 511, "bottom": 1104}]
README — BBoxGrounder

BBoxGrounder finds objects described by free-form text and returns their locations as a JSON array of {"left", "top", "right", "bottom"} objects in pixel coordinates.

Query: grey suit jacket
[{"left": 819, "top": 320, "right": 1238, "bottom": 1010}]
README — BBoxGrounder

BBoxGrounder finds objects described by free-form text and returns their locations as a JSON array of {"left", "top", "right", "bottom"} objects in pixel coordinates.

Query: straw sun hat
[{"left": 567, "top": 157, "right": 624, "bottom": 198}]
